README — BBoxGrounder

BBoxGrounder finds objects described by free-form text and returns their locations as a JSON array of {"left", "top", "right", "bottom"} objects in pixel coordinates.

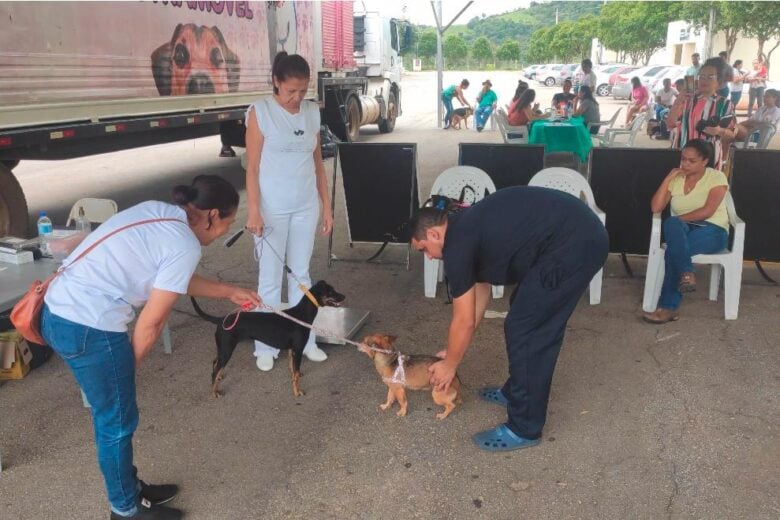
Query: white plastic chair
[
  {"left": 741, "top": 122, "right": 776, "bottom": 150},
  {"left": 599, "top": 112, "right": 646, "bottom": 147},
  {"left": 642, "top": 192, "right": 745, "bottom": 320},
  {"left": 424, "top": 166, "right": 504, "bottom": 299},
  {"left": 588, "top": 107, "right": 622, "bottom": 145},
  {"left": 66, "top": 198, "right": 119, "bottom": 226},
  {"left": 495, "top": 108, "right": 529, "bottom": 144},
  {"left": 528, "top": 167, "right": 606, "bottom": 305}
]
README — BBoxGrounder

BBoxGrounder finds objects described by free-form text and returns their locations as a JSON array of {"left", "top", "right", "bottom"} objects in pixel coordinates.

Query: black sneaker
[
  {"left": 109, "top": 498, "right": 183, "bottom": 519},
  {"left": 140, "top": 480, "right": 179, "bottom": 506}
]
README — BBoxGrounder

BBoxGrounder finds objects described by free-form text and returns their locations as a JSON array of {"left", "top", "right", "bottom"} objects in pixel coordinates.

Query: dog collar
[{"left": 299, "top": 284, "right": 319, "bottom": 308}]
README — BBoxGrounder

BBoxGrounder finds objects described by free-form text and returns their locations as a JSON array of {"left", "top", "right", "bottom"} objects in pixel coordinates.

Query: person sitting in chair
[
  {"left": 551, "top": 79, "right": 576, "bottom": 111},
  {"left": 643, "top": 139, "right": 730, "bottom": 324},
  {"left": 474, "top": 79, "right": 498, "bottom": 132},
  {"left": 722, "top": 89, "right": 779, "bottom": 148}
]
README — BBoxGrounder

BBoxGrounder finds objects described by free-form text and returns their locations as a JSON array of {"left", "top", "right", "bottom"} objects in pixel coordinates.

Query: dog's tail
[{"left": 190, "top": 297, "right": 223, "bottom": 325}]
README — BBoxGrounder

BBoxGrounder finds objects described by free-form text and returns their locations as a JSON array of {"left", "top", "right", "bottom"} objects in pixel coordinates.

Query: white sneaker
[
  {"left": 303, "top": 344, "right": 328, "bottom": 362},
  {"left": 255, "top": 353, "right": 274, "bottom": 371}
]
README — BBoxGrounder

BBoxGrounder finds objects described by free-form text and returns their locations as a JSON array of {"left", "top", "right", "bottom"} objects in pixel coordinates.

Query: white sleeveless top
[{"left": 250, "top": 97, "right": 320, "bottom": 214}]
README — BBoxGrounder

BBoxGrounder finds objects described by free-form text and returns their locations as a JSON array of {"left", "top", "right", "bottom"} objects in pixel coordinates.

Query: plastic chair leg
[
  {"left": 709, "top": 264, "right": 722, "bottom": 301},
  {"left": 642, "top": 248, "right": 665, "bottom": 312},
  {"left": 589, "top": 268, "right": 603, "bottom": 305},
  {"left": 724, "top": 264, "right": 742, "bottom": 320},
  {"left": 424, "top": 257, "right": 439, "bottom": 298},
  {"left": 81, "top": 389, "right": 90, "bottom": 408},
  {"left": 162, "top": 322, "right": 173, "bottom": 354}
]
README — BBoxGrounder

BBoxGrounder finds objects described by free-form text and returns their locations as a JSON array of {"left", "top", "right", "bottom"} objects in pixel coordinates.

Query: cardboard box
[{"left": 0, "top": 331, "right": 32, "bottom": 380}]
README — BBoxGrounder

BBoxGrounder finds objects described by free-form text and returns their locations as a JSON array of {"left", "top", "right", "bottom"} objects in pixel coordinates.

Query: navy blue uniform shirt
[{"left": 442, "top": 186, "right": 606, "bottom": 298}]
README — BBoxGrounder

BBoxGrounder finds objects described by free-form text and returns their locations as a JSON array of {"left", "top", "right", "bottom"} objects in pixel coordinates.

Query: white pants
[{"left": 253, "top": 204, "right": 319, "bottom": 358}]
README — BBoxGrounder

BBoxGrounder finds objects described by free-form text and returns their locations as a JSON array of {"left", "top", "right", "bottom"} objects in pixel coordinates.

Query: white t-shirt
[
  {"left": 655, "top": 86, "right": 678, "bottom": 106},
  {"left": 575, "top": 69, "right": 597, "bottom": 90},
  {"left": 750, "top": 105, "right": 780, "bottom": 126},
  {"left": 250, "top": 97, "right": 320, "bottom": 214},
  {"left": 45, "top": 201, "right": 201, "bottom": 332}
]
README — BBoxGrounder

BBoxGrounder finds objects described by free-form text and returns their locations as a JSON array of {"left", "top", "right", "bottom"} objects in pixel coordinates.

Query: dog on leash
[
  {"left": 449, "top": 106, "right": 473, "bottom": 130},
  {"left": 359, "top": 333, "right": 462, "bottom": 419},
  {"left": 191, "top": 281, "right": 345, "bottom": 398}
]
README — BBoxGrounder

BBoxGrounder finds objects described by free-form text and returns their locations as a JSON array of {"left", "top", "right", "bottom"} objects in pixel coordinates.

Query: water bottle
[
  {"left": 37, "top": 211, "right": 53, "bottom": 256},
  {"left": 74, "top": 206, "right": 91, "bottom": 233}
]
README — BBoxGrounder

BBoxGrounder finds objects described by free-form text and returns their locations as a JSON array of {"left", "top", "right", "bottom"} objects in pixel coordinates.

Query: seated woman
[
  {"left": 573, "top": 85, "right": 600, "bottom": 134},
  {"left": 726, "top": 88, "right": 779, "bottom": 145},
  {"left": 643, "top": 139, "right": 730, "bottom": 324},
  {"left": 507, "top": 88, "right": 546, "bottom": 126},
  {"left": 626, "top": 76, "right": 650, "bottom": 126}
]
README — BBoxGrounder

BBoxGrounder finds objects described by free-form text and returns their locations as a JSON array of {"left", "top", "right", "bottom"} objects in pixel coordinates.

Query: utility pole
[
  {"left": 705, "top": 6, "right": 716, "bottom": 59},
  {"left": 555, "top": 7, "right": 559, "bottom": 25}
]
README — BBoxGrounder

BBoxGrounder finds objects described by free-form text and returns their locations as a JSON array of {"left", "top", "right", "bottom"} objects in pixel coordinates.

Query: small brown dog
[
  {"left": 449, "top": 106, "right": 473, "bottom": 129},
  {"left": 360, "top": 334, "right": 462, "bottom": 419}
]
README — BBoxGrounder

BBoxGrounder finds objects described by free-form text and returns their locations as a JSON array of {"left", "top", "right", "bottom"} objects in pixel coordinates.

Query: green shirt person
[
  {"left": 475, "top": 79, "right": 497, "bottom": 132},
  {"left": 441, "top": 79, "right": 471, "bottom": 129}
]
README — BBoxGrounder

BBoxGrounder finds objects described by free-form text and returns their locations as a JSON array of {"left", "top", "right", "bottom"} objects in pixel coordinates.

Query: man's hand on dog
[{"left": 429, "top": 358, "right": 457, "bottom": 391}]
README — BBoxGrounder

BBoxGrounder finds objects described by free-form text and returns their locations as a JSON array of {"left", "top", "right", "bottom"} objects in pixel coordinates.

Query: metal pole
[{"left": 435, "top": 1, "right": 443, "bottom": 128}]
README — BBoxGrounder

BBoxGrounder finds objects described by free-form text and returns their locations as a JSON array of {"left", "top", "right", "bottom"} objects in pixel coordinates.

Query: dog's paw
[
  {"left": 396, "top": 408, "right": 407, "bottom": 417},
  {"left": 435, "top": 411, "right": 449, "bottom": 420},
  {"left": 380, "top": 403, "right": 391, "bottom": 411}
]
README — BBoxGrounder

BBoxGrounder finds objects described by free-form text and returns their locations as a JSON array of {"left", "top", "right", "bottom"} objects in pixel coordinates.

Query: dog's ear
[
  {"left": 211, "top": 26, "right": 241, "bottom": 92},
  {"left": 384, "top": 335, "right": 398, "bottom": 344},
  {"left": 151, "top": 24, "right": 183, "bottom": 96}
]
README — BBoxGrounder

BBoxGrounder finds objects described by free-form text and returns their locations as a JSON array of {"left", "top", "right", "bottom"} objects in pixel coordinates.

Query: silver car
[
  {"left": 535, "top": 64, "right": 564, "bottom": 87},
  {"left": 612, "top": 65, "right": 671, "bottom": 100}
]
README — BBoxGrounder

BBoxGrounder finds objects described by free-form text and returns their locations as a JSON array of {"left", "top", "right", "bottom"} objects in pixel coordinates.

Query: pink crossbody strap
[{"left": 58, "top": 217, "right": 188, "bottom": 274}]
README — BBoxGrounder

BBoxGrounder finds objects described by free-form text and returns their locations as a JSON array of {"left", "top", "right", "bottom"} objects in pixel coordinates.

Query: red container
[{"left": 321, "top": 1, "right": 355, "bottom": 70}]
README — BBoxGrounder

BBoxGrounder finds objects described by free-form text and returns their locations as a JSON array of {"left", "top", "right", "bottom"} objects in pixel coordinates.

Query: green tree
[
  {"left": 496, "top": 40, "right": 522, "bottom": 63},
  {"left": 598, "top": 1, "right": 683, "bottom": 65},
  {"left": 526, "top": 27, "right": 554, "bottom": 63},
  {"left": 471, "top": 36, "right": 494, "bottom": 65},
  {"left": 681, "top": 2, "right": 747, "bottom": 60},
  {"left": 740, "top": 1, "right": 780, "bottom": 70},
  {"left": 443, "top": 34, "right": 468, "bottom": 68},
  {"left": 417, "top": 30, "right": 437, "bottom": 58}
]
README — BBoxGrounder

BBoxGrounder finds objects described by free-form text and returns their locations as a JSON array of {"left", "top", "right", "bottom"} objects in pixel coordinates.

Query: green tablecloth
[{"left": 529, "top": 116, "right": 593, "bottom": 162}]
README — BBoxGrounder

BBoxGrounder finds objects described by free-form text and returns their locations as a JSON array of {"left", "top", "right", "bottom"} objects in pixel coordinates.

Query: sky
[{"left": 359, "top": 0, "right": 533, "bottom": 26}]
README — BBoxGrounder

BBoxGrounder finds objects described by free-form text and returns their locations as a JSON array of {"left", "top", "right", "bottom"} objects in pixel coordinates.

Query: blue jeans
[
  {"left": 441, "top": 94, "right": 453, "bottom": 127},
  {"left": 41, "top": 305, "right": 140, "bottom": 516},
  {"left": 730, "top": 90, "right": 742, "bottom": 107},
  {"left": 659, "top": 217, "right": 728, "bottom": 310},
  {"left": 475, "top": 105, "right": 493, "bottom": 129},
  {"left": 655, "top": 105, "right": 670, "bottom": 122}
]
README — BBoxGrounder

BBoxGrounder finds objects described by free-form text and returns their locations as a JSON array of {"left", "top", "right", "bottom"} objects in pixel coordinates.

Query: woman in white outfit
[{"left": 245, "top": 52, "right": 334, "bottom": 371}]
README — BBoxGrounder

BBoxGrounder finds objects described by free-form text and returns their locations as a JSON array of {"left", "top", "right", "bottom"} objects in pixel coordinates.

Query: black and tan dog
[
  {"left": 449, "top": 106, "right": 473, "bottom": 129},
  {"left": 359, "top": 333, "right": 462, "bottom": 419},
  {"left": 191, "top": 281, "right": 345, "bottom": 398}
]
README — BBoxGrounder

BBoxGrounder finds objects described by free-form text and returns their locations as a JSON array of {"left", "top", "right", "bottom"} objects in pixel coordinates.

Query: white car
[
  {"left": 535, "top": 64, "right": 564, "bottom": 87},
  {"left": 648, "top": 65, "right": 688, "bottom": 92},
  {"left": 523, "top": 64, "right": 544, "bottom": 80},
  {"left": 612, "top": 65, "right": 673, "bottom": 100}
]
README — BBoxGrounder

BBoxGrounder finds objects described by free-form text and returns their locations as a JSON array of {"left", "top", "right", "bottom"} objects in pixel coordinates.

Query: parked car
[
  {"left": 648, "top": 65, "right": 687, "bottom": 92},
  {"left": 523, "top": 64, "right": 544, "bottom": 80},
  {"left": 612, "top": 65, "right": 671, "bottom": 100},
  {"left": 557, "top": 63, "right": 579, "bottom": 85},
  {"left": 535, "top": 64, "right": 566, "bottom": 87},
  {"left": 593, "top": 64, "right": 630, "bottom": 96},
  {"left": 609, "top": 66, "right": 640, "bottom": 87}
]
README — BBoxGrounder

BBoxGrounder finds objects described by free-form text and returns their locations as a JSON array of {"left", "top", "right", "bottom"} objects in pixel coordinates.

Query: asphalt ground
[{"left": 1, "top": 70, "right": 778, "bottom": 519}]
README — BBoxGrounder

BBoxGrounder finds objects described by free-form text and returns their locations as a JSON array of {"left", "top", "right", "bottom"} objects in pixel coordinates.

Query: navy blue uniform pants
[{"left": 501, "top": 229, "right": 608, "bottom": 439}]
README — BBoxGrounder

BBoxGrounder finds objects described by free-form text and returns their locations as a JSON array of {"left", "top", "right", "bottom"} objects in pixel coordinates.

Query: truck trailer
[{"left": 0, "top": 0, "right": 402, "bottom": 237}]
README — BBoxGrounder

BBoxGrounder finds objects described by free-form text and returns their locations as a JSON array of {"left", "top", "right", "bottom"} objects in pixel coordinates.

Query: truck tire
[
  {"left": 378, "top": 91, "right": 397, "bottom": 134},
  {"left": 345, "top": 95, "right": 361, "bottom": 142},
  {"left": 0, "top": 163, "right": 29, "bottom": 237}
]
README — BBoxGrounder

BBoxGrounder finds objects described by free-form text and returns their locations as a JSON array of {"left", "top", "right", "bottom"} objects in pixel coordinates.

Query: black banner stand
[{"left": 327, "top": 143, "right": 419, "bottom": 269}]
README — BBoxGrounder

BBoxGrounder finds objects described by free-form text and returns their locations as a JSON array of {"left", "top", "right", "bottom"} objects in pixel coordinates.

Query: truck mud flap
[{"left": 323, "top": 88, "right": 350, "bottom": 142}]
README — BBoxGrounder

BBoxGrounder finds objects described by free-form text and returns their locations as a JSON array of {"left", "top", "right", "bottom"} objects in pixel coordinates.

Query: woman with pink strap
[{"left": 41, "top": 175, "right": 259, "bottom": 520}]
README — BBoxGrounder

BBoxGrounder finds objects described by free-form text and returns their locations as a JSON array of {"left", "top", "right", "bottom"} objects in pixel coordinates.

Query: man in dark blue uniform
[{"left": 409, "top": 186, "right": 608, "bottom": 451}]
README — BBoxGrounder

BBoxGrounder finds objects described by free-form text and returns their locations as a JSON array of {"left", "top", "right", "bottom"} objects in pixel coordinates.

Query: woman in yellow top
[{"left": 644, "top": 139, "right": 729, "bottom": 324}]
